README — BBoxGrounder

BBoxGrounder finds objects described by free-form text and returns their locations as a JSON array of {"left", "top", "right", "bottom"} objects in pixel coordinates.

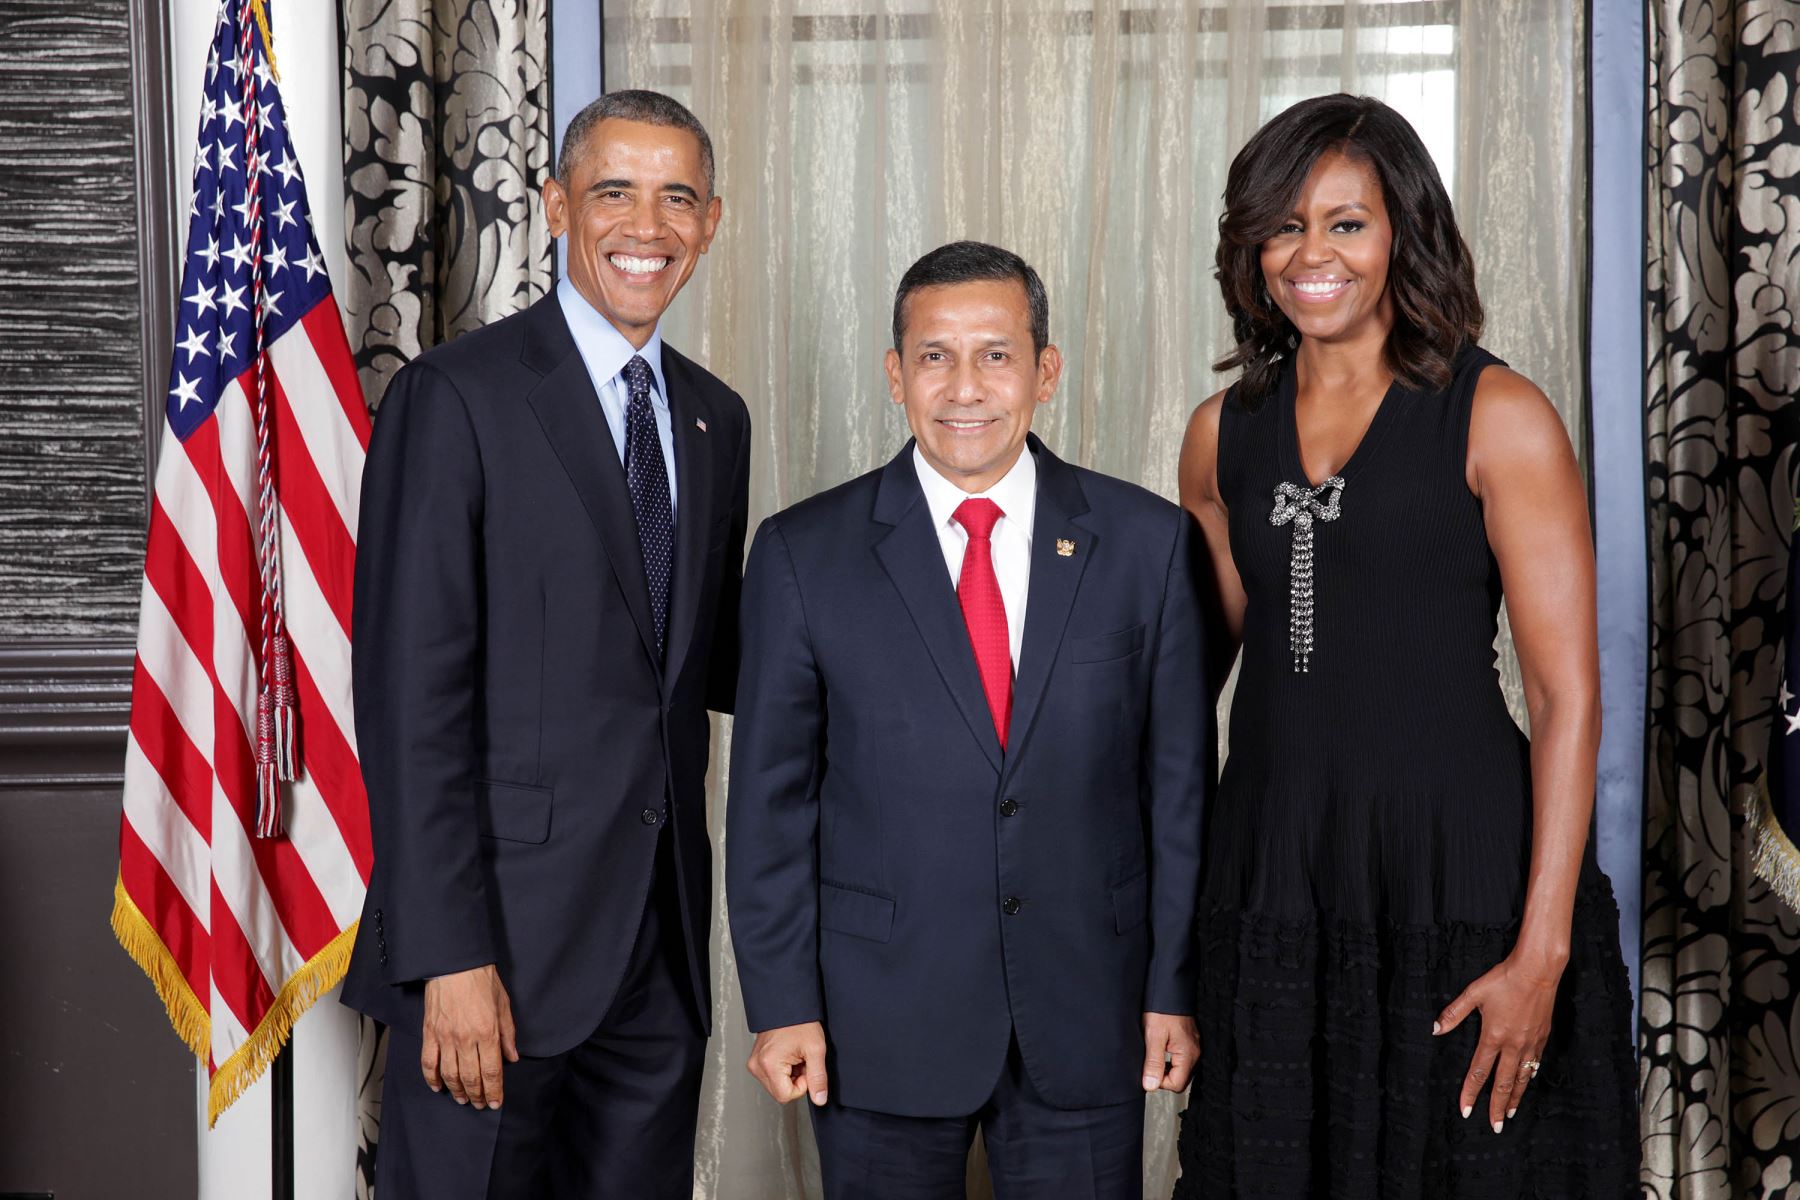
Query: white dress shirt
[
  {"left": 556, "top": 276, "right": 679, "bottom": 515},
  {"left": 912, "top": 444, "right": 1037, "bottom": 669}
]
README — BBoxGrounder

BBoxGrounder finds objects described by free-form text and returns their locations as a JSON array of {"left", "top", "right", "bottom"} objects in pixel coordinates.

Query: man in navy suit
[
  {"left": 341, "top": 91, "right": 749, "bottom": 1199},
  {"left": 728, "top": 241, "right": 1209, "bottom": 1198}
]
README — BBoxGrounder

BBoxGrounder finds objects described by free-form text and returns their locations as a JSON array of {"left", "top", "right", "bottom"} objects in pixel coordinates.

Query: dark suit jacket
[
  {"left": 341, "top": 292, "right": 750, "bottom": 1055},
  {"left": 727, "top": 436, "right": 1209, "bottom": 1117}
]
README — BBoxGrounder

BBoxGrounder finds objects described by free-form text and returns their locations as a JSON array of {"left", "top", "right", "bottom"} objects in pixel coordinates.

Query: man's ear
[
  {"left": 1035, "top": 344, "right": 1064, "bottom": 405},
  {"left": 884, "top": 348, "right": 905, "bottom": 406},
  {"left": 544, "top": 176, "right": 568, "bottom": 238}
]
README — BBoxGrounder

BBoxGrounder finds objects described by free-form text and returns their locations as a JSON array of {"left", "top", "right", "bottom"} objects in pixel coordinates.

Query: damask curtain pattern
[
  {"left": 604, "top": 3, "right": 1585, "bottom": 1195},
  {"left": 339, "top": 0, "right": 552, "bottom": 410},
  {"left": 1638, "top": 3, "right": 1800, "bottom": 1197}
]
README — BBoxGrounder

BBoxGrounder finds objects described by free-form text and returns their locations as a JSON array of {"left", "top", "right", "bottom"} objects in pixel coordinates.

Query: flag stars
[
  {"left": 170, "top": 374, "right": 203, "bottom": 411},
  {"left": 199, "top": 234, "right": 221, "bottom": 271},
  {"left": 298, "top": 244, "right": 325, "bottom": 282},
  {"left": 273, "top": 196, "right": 298, "bottom": 231},
  {"left": 232, "top": 192, "right": 256, "bottom": 227},
  {"left": 260, "top": 289, "right": 283, "bottom": 320},
  {"left": 271, "top": 150, "right": 300, "bottom": 188},
  {"left": 177, "top": 325, "right": 212, "bottom": 363},
  {"left": 265, "top": 241, "right": 289, "bottom": 274},
  {"left": 218, "top": 280, "right": 248, "bottom": 318},
  {"left": 254, "top": 60, "right": 275, "bottom": 91},
  {"left": 214, "top": 139, "right": 237, "bottom": 173},
  {"left": 184, "top": 280, "right": 216, "bottom": 314},
  {"left": 224, "top": 235, "right": 255, "bottom": 272},
  {"left": 217, "top": 327, "right": 239, "bottom": 363},
  {"left": 220, "top": 96, "right": 245, "bottom": 131},
  {"left": 1782, "top": 681, "right": 1793, "bottom": 709},
  {"left": 1786, "top": 706, "right": 1800, "bottom": 737}
]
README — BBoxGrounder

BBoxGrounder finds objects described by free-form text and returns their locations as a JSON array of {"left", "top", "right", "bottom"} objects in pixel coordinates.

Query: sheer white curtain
[{"left": 603, "top": 3, "right": 1584, "bottom": 1195}]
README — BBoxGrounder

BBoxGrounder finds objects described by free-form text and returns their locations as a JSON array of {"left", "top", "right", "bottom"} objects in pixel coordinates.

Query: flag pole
[{"left": 272, "top": 1034, "right": 294, "bottom": 1200}]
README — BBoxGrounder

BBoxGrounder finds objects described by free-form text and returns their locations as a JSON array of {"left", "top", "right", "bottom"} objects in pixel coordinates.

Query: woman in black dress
[{"left": 1172, "top": 95, "right": 1636, "bottom": 1198}]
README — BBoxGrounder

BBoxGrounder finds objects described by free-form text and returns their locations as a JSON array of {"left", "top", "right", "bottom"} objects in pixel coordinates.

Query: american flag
[{"left": 112, "top": 0, "right": 373, "bottom": 1123}]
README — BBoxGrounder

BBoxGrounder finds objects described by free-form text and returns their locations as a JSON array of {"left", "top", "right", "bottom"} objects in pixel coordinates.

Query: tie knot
[
  {"left": 622, "top": 354, "right": 654, "bottom": 399},
  {"left": 953, "top": 497, "right": 1004, "bottom": 540}
]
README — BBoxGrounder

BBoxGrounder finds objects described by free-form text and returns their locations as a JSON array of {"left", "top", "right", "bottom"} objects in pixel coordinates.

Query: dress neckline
[{"left": 1278, "top": 361, "right": 1401, "bottom": 489}]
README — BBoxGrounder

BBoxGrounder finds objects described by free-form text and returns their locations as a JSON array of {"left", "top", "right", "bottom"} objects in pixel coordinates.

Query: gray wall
[{"left": 0, "top": 1, "right": 194, "bottom": 1195}]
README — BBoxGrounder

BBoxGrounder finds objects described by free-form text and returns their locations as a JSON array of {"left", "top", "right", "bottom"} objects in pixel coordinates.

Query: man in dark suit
[
  {"left": 728, "top": 241, "right": 1209, "bottom": 1198},
  {"left": 341, "top": 90, "right": 749, "bottom": 1199}
]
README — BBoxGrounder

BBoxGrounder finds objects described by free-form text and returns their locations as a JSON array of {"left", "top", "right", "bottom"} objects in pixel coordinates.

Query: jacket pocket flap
[
  {"left": 1112, "top": 873, "right": 1148, "bottom": 934},
  {"left": 1069, "top": 624, "right": 1146, "bottom": 663},
  {"left": 819, "top": 881, "right": 896, "bottom": 943},
  {"left": 474, "top": 780, "right": 553, "bottom": 844}
]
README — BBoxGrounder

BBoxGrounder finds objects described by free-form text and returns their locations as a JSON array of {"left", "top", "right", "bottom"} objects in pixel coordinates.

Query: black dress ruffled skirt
[{"left": 1173, "top": 348, "right": 1638, "bottom": 1199}]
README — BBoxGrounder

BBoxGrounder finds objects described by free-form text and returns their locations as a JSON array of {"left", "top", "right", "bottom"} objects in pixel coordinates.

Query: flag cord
[{"left": 240, "top": 0, "right": 297, "bottom": 837}]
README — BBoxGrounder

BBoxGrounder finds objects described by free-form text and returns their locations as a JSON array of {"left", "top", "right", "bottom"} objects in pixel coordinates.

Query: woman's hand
[{"left": 1433, "top": 946, "right": 1565, "bottom": 1132}]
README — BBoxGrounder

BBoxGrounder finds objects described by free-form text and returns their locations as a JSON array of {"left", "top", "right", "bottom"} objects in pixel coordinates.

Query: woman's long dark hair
[{"left": 1214, "top": 94, "right": 1482, "bottom": 403}]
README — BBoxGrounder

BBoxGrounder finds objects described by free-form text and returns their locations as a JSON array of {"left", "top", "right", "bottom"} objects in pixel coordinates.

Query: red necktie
[{"left": 953, "top": 498, "right": 1012, "bottom": 750}]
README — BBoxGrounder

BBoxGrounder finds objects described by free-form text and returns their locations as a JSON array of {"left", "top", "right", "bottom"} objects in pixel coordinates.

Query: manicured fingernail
[
  {"left": 1432, "top": 1021, "right": 1441, "bottom": 1035},
  {"left": 1507, "top": 1107, "right": 1516, "bottom": 1120},
  {"left": 811, "top": 1090, "right": 827, "bottom": 1105},
  {"left": 1460, "top": 1104, "right": 1472, "bottom": 1119},
  {"left": 1144, "top": 1074, "right": 1161, "bottom": 1090},
  {"left": 1492, "top": 1120, "right": 1504, "bottom": 1134}
]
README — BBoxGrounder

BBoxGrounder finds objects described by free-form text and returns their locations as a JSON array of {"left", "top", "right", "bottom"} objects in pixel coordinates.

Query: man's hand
[
  {"left": 422, "top": 964, "right": 519, "bottom": 1109},
  {"left": 747, "top": 1021, "right": 830, "bottom": 1106},
  {"left": 1142, "top": 1012, "right": 1200, "bottom": 1093}
]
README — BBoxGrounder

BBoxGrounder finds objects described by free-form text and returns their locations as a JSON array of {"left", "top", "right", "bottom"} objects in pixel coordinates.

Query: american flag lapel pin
[{"left": 694, "top": 417, "right": 707, "bottom": 433}]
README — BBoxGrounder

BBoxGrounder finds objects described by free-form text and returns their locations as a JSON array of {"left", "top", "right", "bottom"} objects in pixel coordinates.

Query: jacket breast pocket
[
  {"left": 819, "top": 881, "right": 896, "bottom": 943},
  {"left": 474, "top": 780, "right": 553, "bottom": 844},
  {"left": 1069, "top": 624, "right": 1146, "bottom": 664}
]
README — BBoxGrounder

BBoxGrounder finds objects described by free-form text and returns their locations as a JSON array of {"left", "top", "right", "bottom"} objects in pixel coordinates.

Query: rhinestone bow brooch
[{"left": 1268, "top": 477, "right": 1345, "bottom": 672}]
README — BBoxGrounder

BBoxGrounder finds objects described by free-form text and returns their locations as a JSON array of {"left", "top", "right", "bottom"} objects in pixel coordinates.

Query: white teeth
[
  {"left": 1293, "top": 280, "right": 1348, "bottom": 294},
  {"left": 943, "top": 420, "right": 988, "bottom": 428},
  {"left": 610, "top": 254, "right": 670, "bottom": 274}
]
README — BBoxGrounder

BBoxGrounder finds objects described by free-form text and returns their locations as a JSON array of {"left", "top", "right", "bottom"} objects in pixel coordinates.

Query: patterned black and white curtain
[
  {"left": 340, "top": 0, "right": 552, "bottom": 410},
  {"left": 1638, "top": 4, "right": 1800, "bottom": 1196},
  {"left": 338, "top": 4, "right": 551, "bottom": 1192}
]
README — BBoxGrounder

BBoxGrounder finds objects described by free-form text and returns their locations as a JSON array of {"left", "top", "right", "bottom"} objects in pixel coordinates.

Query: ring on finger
[{"left": 1519, "top": 1058, "right": 1542, "bottom": 1077}]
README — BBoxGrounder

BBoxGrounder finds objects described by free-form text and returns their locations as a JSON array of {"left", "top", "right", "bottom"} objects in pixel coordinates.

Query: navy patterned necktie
[{"left": 621, "top": 354, "right": 673, "bottom": 659}]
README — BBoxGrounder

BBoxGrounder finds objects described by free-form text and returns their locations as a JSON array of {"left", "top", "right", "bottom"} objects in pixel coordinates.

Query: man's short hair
[
  {"left": 891, "top": 241, "right": 1050, "bottom": 357},
  {"left": 557, "top": 89, "right": 716, "bottom": 198}
]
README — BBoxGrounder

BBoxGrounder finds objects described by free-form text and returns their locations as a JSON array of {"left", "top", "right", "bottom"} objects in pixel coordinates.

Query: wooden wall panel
[{"left": 0, "top": 0, "right": 147, "bottom": 639}]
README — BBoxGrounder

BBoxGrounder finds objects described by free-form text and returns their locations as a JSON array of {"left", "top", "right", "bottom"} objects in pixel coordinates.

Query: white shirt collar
[
  {"left": 912, "top": 441, "right": 1038, "bottom": 543},
  {"left": 556, "top": 276, "right": 667, "bottom": 402}
]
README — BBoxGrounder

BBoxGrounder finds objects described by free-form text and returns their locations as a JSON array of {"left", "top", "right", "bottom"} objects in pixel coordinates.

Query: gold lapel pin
[{"left": 1056, "top": 538, "right": 1076, "bottom": 557}]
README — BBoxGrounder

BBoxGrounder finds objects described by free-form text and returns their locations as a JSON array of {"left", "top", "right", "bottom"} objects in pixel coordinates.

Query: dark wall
[
  {"left": 0, "top": 2, "right": 194, "bottom": 1196},
  {"left": 0, "top": 788, "right": 197, "bottom": 1200}
]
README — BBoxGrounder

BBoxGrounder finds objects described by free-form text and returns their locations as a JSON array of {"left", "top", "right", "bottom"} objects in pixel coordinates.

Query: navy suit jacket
[
  {"left": 727, "top": 436, "right": 1210, "bottom": 1116},
  {"left": 341, "top": 292, "right": 750, "bottom": 1054}
]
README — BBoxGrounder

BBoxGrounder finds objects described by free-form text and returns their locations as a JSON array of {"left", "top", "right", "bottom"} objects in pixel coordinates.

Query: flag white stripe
[
  {"left": 123, "top": 736, "right": 213, "bottom": 929},
  {"left": 269, "top": 326, "right": 366, "bottom": 538}
]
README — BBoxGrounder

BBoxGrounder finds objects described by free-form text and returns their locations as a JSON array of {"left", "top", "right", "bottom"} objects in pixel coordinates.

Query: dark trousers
[
  {"left": 809, "top": 1037, "right": 1145, "bottom": 1200},
  {"left": 376, "top": 830, "right": 706, "bottom": 1200}
]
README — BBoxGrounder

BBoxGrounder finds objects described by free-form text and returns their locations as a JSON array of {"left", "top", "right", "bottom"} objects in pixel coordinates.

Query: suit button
[
  {"left": 642, "top": 808, "right": 661, "bottom": 825},
  {"left": 999, "top": 798, "right": 1019, "bottom": 817},
  {"left": 1003, "top": 897, "right": 1022, "bottom": 916},
  {"left": 379, "top": 952, "right": 388, "bottom": 965}
]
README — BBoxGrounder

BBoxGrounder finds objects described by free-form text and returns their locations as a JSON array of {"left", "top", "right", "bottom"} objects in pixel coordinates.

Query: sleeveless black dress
[{"left": 1172, "top": 348, "right": 1637, "bottom": 1199}]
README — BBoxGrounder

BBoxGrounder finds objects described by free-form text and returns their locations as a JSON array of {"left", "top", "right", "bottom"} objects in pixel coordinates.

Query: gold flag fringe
[
  {"left": 1751, "top": 776, "right": 1800, "bottom": 914},
  {"left": 112, "top": 873, "right": 361, "bottom": 1127},
  {"left": 111, "top": 876, "right": 209, "bottom": 1060}
]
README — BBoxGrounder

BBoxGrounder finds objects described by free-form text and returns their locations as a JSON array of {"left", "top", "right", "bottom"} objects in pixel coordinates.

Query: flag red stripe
[
  {"left": 178, "top": 418, "right": 257, "bottom": 643},
  {"left": 129, "top": 657, "right": 215, "bottom": 839},
  {"left": 300, "top": 301, "right": 373, "bottom": 448},
  {"left": 268, "top": 365, "right": 356, "bottom": 637},
  {"left": 209, "top": 880, "right": 275, "bottom": 1037},
  {"left": 289, "top": 645, "right": 374, "bottom": 878},
  {"left": 119, "top": 819, "right": 212, "bottom": 1004}
]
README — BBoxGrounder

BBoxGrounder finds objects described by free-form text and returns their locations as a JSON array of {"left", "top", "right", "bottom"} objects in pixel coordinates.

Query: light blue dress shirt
[{"left": 556, "top": 276, "right": 679, "bottom": 514}]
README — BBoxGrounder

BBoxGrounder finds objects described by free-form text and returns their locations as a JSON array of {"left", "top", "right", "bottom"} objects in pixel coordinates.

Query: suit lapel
[
  {"left": 661, "top": 350, "right": 713, "bottom": 696},
  {"left": 1003, "top": 436, "right": 1093, "bottom": 778},
  {"left": 518, "top": 296, "right": 662, "bottom": 673},
  {"left": 871, "top": 447, "right": 1005, "bottom": 775}
]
